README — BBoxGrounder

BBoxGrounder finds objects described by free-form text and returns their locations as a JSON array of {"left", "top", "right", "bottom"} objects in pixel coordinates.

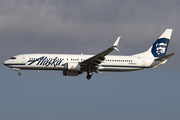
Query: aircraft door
[
  {"left": 142, "top": 58, "right": 145, "bottom": 66},
  {"left": 22, "top": 56, "right": 26, "bottom": 63}
]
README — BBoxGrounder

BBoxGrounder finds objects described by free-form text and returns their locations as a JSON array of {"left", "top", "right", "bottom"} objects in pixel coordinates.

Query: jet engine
[
  {"left": 64, "top": 62, "right": 81, "bottom": 71},
  {"left": 63, "top": 62, "right": 82, "bottom": 76},
  {"left": 63, "top": 70, "right": 80, "bottom": 76}
]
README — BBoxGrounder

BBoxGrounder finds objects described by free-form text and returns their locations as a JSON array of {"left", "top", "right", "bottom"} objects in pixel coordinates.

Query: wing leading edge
[{"left": 80, "top": 37, "right": 120, "bottom": 69}]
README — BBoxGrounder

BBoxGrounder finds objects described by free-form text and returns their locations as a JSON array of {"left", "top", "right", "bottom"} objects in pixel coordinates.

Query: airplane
[{"left": 3, "top": 29, "right": 175, "bottom": 80}]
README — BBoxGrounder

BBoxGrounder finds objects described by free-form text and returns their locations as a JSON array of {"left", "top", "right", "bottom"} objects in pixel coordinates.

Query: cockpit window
[{"left": 10, "top": 57, "right": 16, "bottom": 60}]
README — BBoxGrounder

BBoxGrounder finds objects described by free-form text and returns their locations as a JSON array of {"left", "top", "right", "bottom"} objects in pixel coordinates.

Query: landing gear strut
[
  {"left": 12, "top": 68, "right": 21, "bottom": 76},
  {"left": 86, "top": 69, "right": 93, "bottom": 80}
]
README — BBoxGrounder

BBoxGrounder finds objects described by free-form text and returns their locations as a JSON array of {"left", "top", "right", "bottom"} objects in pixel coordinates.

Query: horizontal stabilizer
[{"left": 155, "top": 53, "right": 175, "bottom": 61}]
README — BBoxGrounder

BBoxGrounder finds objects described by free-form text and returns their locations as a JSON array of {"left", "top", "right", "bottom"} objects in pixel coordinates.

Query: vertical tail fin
[
  {"left": 133, "top": 29, "right": 173, "bottom": 57},
  {"left": 151, "top": 29, "right": 172, "bottom": 57}
]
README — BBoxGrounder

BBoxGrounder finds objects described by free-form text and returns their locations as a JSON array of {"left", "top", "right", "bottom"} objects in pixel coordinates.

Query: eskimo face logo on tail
[
  {"left": 151, "top": 38, "right": 169, "bottom": 57},
  {"left": 156, "top": 43, "right": 167, "bottom": 55}
]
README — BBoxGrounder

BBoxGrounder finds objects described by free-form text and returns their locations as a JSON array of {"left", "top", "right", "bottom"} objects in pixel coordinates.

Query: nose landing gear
[
  {"left": 12, "top": 68, "right": 21, "bottom": 76},
  {"left": 18, "top": 72, "right": 21, "bottom": 76}
]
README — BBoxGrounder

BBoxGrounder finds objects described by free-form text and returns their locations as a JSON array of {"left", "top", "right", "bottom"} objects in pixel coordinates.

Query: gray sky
[{"left": 0, "top": 0, "right": 180, "bottom": 120}]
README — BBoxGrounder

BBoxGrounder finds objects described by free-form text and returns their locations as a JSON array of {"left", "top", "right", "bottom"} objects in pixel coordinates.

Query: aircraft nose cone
[{"left": 3, "top": 60, "right": 8, "bottom": 66}]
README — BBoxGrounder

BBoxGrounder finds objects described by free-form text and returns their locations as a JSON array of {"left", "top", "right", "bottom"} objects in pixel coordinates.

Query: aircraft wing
[{"left": 80, "top": 37, "right": 120, "bottom": 69}]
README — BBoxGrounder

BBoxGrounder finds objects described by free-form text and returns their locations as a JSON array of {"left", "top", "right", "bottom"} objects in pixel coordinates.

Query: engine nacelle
[
  {"left": 64, "top": 62, "right": 81, "bottom": 71},
  {"left": 63, "top": 70, "right": 81, "bottom": 76}
]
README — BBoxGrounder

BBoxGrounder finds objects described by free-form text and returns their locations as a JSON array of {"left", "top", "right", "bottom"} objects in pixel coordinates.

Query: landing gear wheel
[
  {"left": 86, "top": 69, "right": 93, "bottom": 80},
  {"left": 87, "top": 70, "right": 93, "bottom": 75},
  {"left": 86, "top": 75, "right": 91, "bottom": 80},
  {"left": 18, "top": 72, "right": 21, "bottom": 76}
]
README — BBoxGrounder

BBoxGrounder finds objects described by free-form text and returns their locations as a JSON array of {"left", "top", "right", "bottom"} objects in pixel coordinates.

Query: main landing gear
[{"left": 86, "top": 69, "right": 93, "bottom": 80}]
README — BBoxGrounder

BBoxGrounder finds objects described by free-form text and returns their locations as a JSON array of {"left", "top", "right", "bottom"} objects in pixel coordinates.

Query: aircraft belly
[
  {"left": 100, "top": 66, "right": 144, "bottom": 72},
  {"left": 12, "top": 65, "right": 64, "bottom": 70},
  {"left": 20, "top": 67, "right": 64, "bottom": 70}
]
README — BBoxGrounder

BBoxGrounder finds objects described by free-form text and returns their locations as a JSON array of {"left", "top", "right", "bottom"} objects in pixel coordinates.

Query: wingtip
[{"left": 113, "top": 36, "right": 121, "bottom": 47}]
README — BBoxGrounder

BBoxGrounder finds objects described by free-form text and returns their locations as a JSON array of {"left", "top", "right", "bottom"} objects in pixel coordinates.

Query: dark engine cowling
[
  {"left": 63, "top": 62, "right": 82, "bottom": 76},
  {"left": 63, "top": 70, "right": 80, "bottom": 76},
  {"left": 64, "top": 62, "right": 81, "bottom": 71}
]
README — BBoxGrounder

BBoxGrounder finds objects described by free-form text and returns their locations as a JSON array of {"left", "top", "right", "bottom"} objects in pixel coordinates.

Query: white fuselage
[{"left": 4, "top": 54, "right": 159, "bottom": 72}]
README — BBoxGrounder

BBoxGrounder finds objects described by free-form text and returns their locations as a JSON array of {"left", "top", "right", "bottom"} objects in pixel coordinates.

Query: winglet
[
  {"left": 113, "top": 36, "right": 120, "bottom": 51},
  {"left": 113, "top": 36, "right": 120, "bottom": 47}
]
